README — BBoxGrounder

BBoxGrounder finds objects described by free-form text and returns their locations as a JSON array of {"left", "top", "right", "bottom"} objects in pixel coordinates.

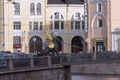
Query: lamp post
[{"left": 33, "top": 37, "right": 36, "bottom": 54}]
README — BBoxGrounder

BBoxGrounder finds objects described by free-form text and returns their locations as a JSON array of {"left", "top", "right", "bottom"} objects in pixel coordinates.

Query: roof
[{"left": 47, "top": 0, "right": 84, "bottom": 4}]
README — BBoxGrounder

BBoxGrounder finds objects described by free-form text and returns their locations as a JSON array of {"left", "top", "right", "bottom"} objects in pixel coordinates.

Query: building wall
[
  {"left": 2, "top": 0, "right": 46, "bottom": 53},
  {"left": 46, "top": 4, "right": 84, "bottom": 53},
  {"left": 87, "top": 0, "right": 109, "bottom": 52},
  {"left": 111, "top": 0, "right": 120, "bottom": 30},
  {"left": 110, "top": 0, "right": 120, "bottom": 51},
  {"left": 0, "top": 0, "right": 4, "bottom": 51},
  {"left": 0, "top": 0, "right": 85, "bottom": 53}
]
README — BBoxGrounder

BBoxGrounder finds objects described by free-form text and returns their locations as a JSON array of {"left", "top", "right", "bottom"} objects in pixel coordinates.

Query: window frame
[
  {"left": 30, "top": 3, "right": 35, "bottom": 15},
  {"left": 29, "top": 22, "right": 32, "bottom": 30},
  {"left": 50, "top": 12, "right": 64, "bottom": 30},
  {"left": 37, "top": 3, "right": 41, "bottom": 15},
  {"left": 97, "top": 3, "right": 102, "bottom": 12},
  {"left": 13, "top": 36, "right": 22, "bottom": 48},
  {"left": 33, "top": 22, "right": 38, "bottom": 30},
  {"left": 71, "top": 12, "right": 85, "bottom": 30},
  {"left": 97, "top": 19, "right": 103, "bottom": 27},
  {"left": 14, "top": 2, "right": 20, "bottom": 15},
  {"left": 13, "top": 22, "right": 21, "bottom": 30}
]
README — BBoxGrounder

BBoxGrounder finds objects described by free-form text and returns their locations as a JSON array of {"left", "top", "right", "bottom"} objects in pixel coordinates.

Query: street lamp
[{"left": 33, "top": 37, "right": 36, "bottom": 54}]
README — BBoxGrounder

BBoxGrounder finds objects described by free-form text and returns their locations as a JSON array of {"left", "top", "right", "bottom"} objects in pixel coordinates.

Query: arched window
[
  {"left": 14, "top": 2, "right": 20, "bottom": 15},
  {"left": 71, "top": 12, "right": 84, "bottom": 30},
  {"left": 30, "top": 3, "right": 35, "bottom": 15},
  {"left": 37, "top": 3, "right": 41, "bottom": 15},
  {"left": 50, "top": 12, "right": 64, "bottom": 30}
]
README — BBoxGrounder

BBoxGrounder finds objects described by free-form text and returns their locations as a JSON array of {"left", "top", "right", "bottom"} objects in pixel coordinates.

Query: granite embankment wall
[
  {"left": 71, "top": 62, "right": 120, "bottom": 80},
  {"left": 0, "top": 66, "right": 70, "bottom": 80}
]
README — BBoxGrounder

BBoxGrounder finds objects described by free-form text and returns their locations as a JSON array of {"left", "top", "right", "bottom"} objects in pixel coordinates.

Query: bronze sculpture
[{"left": 39, "top": 31, "right": 59, "bottom": 56}]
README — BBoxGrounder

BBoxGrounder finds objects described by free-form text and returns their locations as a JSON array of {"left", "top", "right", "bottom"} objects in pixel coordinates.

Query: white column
[{"left": 112, "top": 33, "right": 116, "bottom": 51}]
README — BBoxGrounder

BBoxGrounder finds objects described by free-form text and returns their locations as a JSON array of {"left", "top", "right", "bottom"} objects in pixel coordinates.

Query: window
[
  {"left": 75, "top": 22, "right": 80, "bottom": 30},
  {"left": 34, "top": 22, "right": 38, "bottom": 30},
  {"left": 71, "top": 22, "right": 73, "bottom": 30},
  {"left": 75, "top": 13, "right": 81, "bottom": 19},
  {"left": 13, "top": 36, "right": 21, "bottom": 44},
  {"left": 82, "top": 22, "right": 85, "bottom": 30},
  {"left": 55, "top": 12, "right": 59, "bottom": 19},
  {"left": 29, "top": 22, "right": 32, "bottom": 30},
  {"left": 30, "top": 3, "right": 35, "bottom": 15},
  {"left": 13, "top": 22, "right": 21, "bottom": 30},
  {"left": 61, "top": 21, "right": 64, "bottom": 29},
  {"left": 97, "top": 3, "right": 102, "bottom": 12},
  {"left": 39, "top": 22, "right": 42, "bottom": 30},
  {"left": 50, "top": 12, "right": 64, "bottom": 30},
  {"left": 98, "top": 19, "right": 103, "bottom": 27},
  {"left": 71, "top": 12, "right": 85, "bottom": 30},
  {"left": 29, "top": 22, "right": 42, "bottom": 30},
  {"left": 13, "top": 36, "right": 21, "bottom": 48},
  {"left": 37, "top": 3, "right": 41, "bottom": 15},
  {"left": 14, "top": 3, "right": 20, "bottom": 15},
  {"left": 55, "top": 21, "right": 59, "bottom": 29},
  {"left": 50, "top": 21, "right": 53, "bottom": 30}
]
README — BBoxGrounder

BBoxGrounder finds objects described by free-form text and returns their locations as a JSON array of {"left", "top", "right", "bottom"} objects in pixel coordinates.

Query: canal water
[{"left": 72, "top": 74, "right": 120, "bottom": 80}]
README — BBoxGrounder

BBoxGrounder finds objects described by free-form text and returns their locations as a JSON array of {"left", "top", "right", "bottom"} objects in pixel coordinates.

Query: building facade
[
  {"left": 110, "top": 0, "right": 120, "bottom": 52},
  {"left": 86, "top": 0, "right": 120, "bottom": 52},
  {"left": 0, "top": 0, "right": 86, "bottom": 54},
  {"left": 85, "top": 0, "right": 109, "bottom": 52}
]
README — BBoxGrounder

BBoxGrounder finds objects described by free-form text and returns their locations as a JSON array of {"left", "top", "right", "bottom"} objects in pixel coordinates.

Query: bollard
[
  {"left": 93, "top": 52, "right": 96, "bottom": 60},
  {"left": 8, "top": 57, "right": 14, "bottom": 70},
  {"left": 30, "top": 56, "right": 34, "bottom": 68},
  {"left": 47, "top": 56, "right": 51, "bottom": 66}
]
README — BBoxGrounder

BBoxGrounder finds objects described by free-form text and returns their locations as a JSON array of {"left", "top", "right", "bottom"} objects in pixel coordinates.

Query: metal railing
[
  {"left": 13, "top": 58, "right": 30, "bottom": 68},
  {"left": 1, "top": 52, "right": 120, "bottom": 71}
]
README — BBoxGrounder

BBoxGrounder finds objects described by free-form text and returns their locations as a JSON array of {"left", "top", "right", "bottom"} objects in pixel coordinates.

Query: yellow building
[
  {"left": 110, "top": 0, "right": 120, "bottom": 52},
  {"left": 0, "top": 0, "right": 86, "bottom": 54}
]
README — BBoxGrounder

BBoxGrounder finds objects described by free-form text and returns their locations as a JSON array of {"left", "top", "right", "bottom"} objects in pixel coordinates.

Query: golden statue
[
  {"left": 43, "top": 31, "right": 54, "bottom": 49},
  {"left": 39, "top": 31, "right": 59, "bottom": 56}
]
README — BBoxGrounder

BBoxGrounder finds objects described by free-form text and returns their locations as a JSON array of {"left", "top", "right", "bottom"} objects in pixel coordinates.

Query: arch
[
  {"left": 56, "top": 36, "right": 64, "bottom": 52},
  {"left": 71, "top": 12, "right": 84, "bottom": 20},
  {"left": 29, "top": 36, "right": 43, "bottom": 54},
  {"left": 71, "top": 36, "right": 84, "bottom": 53},
  {"left": 91, "top": 13, "right": 107, "bottom": 28},
  {"left": 50, "top": 12, "right": 64, "bottom": 20}
]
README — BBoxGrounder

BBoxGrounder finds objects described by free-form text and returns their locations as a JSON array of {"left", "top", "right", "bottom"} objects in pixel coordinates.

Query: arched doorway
[
  {"left": 29, "top": 36, "right": 43, "bottom": 54},
  {"left": 71, "top": 36, "right": 84, "bottom": 53},
  {"left": 56, "top": 36, "right": 63, "bottom": 52}
]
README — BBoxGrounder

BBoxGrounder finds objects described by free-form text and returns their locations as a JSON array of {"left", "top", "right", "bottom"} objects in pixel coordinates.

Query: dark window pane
[
  {"left": 98, "top": 19, "right": 102, "bottom": 27},
  {"left": 61, "top": 21, "right": 64, "bottom": 29},
  {"left": 55, "top": 21, "right": 59, "bottom": 29}
]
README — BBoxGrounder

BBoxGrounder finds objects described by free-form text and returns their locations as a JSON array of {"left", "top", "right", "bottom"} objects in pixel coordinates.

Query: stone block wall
[
  {"left": 0, "top": 66, "right": 71, "bottom": 80},
  {"left": 71, "top": 63, "right": 120, "bottom": 80}
]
